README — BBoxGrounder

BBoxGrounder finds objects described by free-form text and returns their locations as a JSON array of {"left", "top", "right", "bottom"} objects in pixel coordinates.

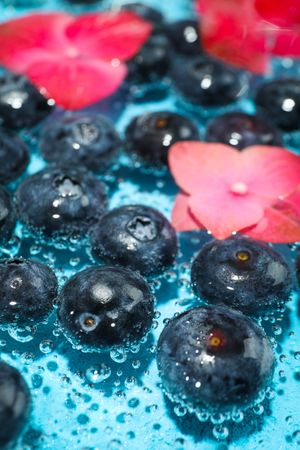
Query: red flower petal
[
  {"left": 172, "top": 192, "right": 204, "bottom": 232},
  {"left": 255, "top": 0, "right": 300, "bottom": 28},
  {"left": 241, "top": 146, "right": 300, "bottom": 199},
  {"left": 243, "top": 199, "right": 300, "bottom": 243},
  {"left": 0, "top": 13, "right": 72, "bottom": 71},
  {"left": 198, "top": 1, "right": 268, "bottom": 73},
  {"left": 189, "top": 182, "right": 264, "bottom": 240},
  {"left": 65, "top": 11, "right": 152, "bottom": 61},
  {"left": 169, "top": 142, "right": 240, "bottom": 195},
  {"left": 26, "top": 56, "right": 127, "bottom": 110}
]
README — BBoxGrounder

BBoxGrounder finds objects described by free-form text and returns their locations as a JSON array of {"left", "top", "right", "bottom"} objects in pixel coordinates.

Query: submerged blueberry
[
  {"left": 0, "top": 258, "right": 58, "bottom": 325},
  {"left": 16, "top": 167, "right": 107, "bottom": 238},
  {"left": 125, "top": 111, "right": 199, "bottom": 166},
  {"left": 0, "top": 186, "right": 16, "bottom": 242},
  {"left": 191, "top": 236, "right": 292, "bottom": 315},
  {"left": 0, "top": 128, "right": 29, "bottom": 183},
  {"left": 166, "top": 20, "right": 202, "bottom": 56},
  {"left": 205, "top": 112, "right": 283, "bottom": 150},
  {"left": 91, "top": 205, "right": 178, "bottom": 276},
  {"left": 255, "top": 79, "right": 300, "bottom": 131},
  {"left": 0, "top": 70, "right": 52, "bottom": 130},
  {"left": 171, "top": 56, "right": 244, "bottom": 107},
  {"left": 157, "top": 306, "right": 275, "bottom": 412},
  {"left": 121, "top": 2, "right": 164, "bottom": 24},
  {"left": 127, "top": 28, "right": 171, "bottom": 83},
  {"left": 39, "top": 113, "right": 121, "bottom": 172},
  {"left": 58, "top": 266, "right": 154, "bottom": 351},
  {"left": 0, "top": 361, "right": 30, "bottom": 447}
]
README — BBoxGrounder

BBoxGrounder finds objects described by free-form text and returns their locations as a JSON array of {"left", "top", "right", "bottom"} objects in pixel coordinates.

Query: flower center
[{"left": 230, "top": 181, "right": 248, "bottom": 195}]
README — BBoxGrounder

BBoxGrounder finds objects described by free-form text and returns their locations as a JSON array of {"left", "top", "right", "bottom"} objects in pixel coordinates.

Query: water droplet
[
  {"left": 110, "top": 348, "right": 127, "bottom": 364},
  {"left": 8, "top": 325, "right": 37, "bottom": 342},
  {"left": 174, "top": 405, "right": 187, "bottom": 417},
  {"left": 39, "top": 340, "right": 54, "bottom": 354},
  {"left": 212, "top": 425, "right": 229, "bottom": 440},
  {"left": 86, "top": 364, "right": 112, "bottom": 384}
]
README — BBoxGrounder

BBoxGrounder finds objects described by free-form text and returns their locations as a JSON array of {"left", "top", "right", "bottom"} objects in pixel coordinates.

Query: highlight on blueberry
[
  {"left": 125, "top": 111, "right": 200, "bottom": 166},
  {"left": 91, "top": 205, "right": 178, "bottom": 276},
  {"left": 191, "top": 236, "right": 292, "bottom": 315},
  {"left": 171, "top": 55, "right": 244, "bottom": 107},
  {"left": 57, "top": 266, "right": 154, "bottom": 352},
  {"left": 0, "top": 69, "right": 53, "bottom": 130},
  {"left": 0, "top": 360, "right": 30, "bottom": 448},
  {"left": 0, "top": 186, "right": 16, "bottom": 243},
  {"left": 0, "top": 127, "right": 29, "bottom": 184},
  {"left": 166, "top": 20, "right": 202, "bottom": 56},
  {"left": 205, "top": 112, "right": 283, "bottom": 150},
  {"left": 0, "top": 258, "right": 58, "bottom": 325},
  {"left": 157, "top": 306, "right": 275, "bottom": 413},
  {"left": 16, "top": 167, "right": 107, "bottom": 239},
  {"left": 255, "top": 78, "right": 300, "bottom": 131},
  {"left": 39, "top": 112, "right": 121, "bottom": 173}
]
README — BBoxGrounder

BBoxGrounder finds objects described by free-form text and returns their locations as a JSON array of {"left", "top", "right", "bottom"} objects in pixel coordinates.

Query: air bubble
[
  {"left": 174, "top": 405, "right": 187, "bottom": 417},
  {"left": 110, "top": 348, "right": 127, "bottom": 363},
  {"left": 21, "top": 352, "right": 34, "bottom": 365},
  {"left": 8, "top": 325, "right": 37, "bottom": 342},
  {"left": 196, "top": 411, "right": 209, "bottom": 422},
  {"left": 294, "top": 352, "right": 300, "bottom": 360},
  {"left": 231, "top": 410, "right": 244, "bottom": 423},
  {"left": 125, "top": 376, "right": 136, "bottom": 389},
  {"left": 212, "top": 425, "right": 229, "bottom": 441},
  {"left": 39, "top": 340, "right": 54, "bottom": 354},
  {"left": 253, "top": 404, "right": 264, "bottom": 415}
]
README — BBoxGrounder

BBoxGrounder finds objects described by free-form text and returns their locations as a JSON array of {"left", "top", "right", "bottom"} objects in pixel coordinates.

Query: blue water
[{"left": 1, "top": 1, "right": 300, "bottom": 449}]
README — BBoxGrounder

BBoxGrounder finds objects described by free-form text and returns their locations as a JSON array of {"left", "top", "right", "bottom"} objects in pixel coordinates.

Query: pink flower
[
  {"left": 197, "top": 0, "right": 300, "bottom": 73},
  {"left": 169, "top": 142, "right": 300, "bottom": 243},
  {"left": 0, "top": 12, "right": 152, "bottom": 109}
]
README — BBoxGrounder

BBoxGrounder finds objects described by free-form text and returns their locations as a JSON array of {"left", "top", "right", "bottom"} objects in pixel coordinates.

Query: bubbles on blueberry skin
[
  {"left": 125, "top": 111, "right": 200, "bottom": 167},
  {"left": 16, "top": 166, "right": 108, "bottom": 240},
  {"left": 171, "top": 55, "right": 246, "bottom": 108},
  {"left": 57, "top": 266, "right": 155, "bottom": 353},
  {"left": 39, "top": 112, "right": 122, "bottom": 173},
  {"left": 90, "top": 204, "right": 178, "bottom": 277},
  {"left": 0, "top": 258, "right": 58, "bottom": 325},
  {"left": 0, "top": 69, "right": 53, "bottom": 130},
  {"left": 191, "top": 236, "right": 292, "bottom": 316},
  {"left": 0, "top": 360, "right": 30, "bottom": 448},
  {"left": 157, "top": 306, "right": 275, "bottom": 419}
]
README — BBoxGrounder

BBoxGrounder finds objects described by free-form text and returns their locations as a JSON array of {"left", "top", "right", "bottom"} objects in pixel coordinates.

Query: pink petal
[
  {"left": 243, "top": 200, "right": 300, "bottom": 243},
  {"left": 172, "top": 193, "right": 205, "bottom": 232},
  {"left": 198, "top": 0, "right": 268, "bottom": 73},
  {"left": 188, "top": 182, "right": 264, "bottom": 240},
  {"left": 168, "top": 142, "right": 240, "bottom": 195},
  {"left": 26, "top": 56, "right": 127, "bottom": 110},
  {"left": 241, "top": 146, "right": 300, "bottom": 199},
  {"left": 0, "top": 13, "right": 72, "bottom": 71},
  {"left": 65, "top": 11, "right": 152, "bottom": 61}
]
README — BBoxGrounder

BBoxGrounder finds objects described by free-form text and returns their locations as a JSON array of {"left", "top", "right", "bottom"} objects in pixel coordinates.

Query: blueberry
[
  {"left": 91, "top": 205, "right": 178, "bottom": 276},
  {"left": 16, "top": 167, "right": 107, "bottom": 238},
  {"left": 58, "top": 266, "right": 154, "bottom": 351},
  {"left": 191, "top": 236, "right": 292, "bottom": 315},
  {"left": 0, "top": 70, "right": 52, "bottom": 130},
  {"left": 39, "top": 113, "right": 121, "bottom": 172},
  {"left": 127, "top": 28, "right": 171, "bottom": 83},
  {"left": 166, "top": 20, "right": 202, "bottom": 56},
  {"left": 0, "top": 361, "right": 30, "bottom": 447},
  {"left": 157, "top": 306, "right": 275, "bottom": 412},
  {"left": 0, "top": 128, "right": 29, "bottom": 183},
  {"left": 121, "top": 2, "right": 164, "bottom": 24},
  {"left": 0, "top": 186, "right": 16, "bottom": 243},
  {"left": 125, "top": 111, "right": 200, "bottom": 166},
  {"left": 205, "top": 112, "right": 283, "bottom": 150},
  {"left": 255, "top": 79, "right": 300, "bottom": 131},
  {"left": 0, "top": 258, "right": 57, "bottom": 325},
  {"left": 171, "top": 56, "right": 244, "bottom": 107}
]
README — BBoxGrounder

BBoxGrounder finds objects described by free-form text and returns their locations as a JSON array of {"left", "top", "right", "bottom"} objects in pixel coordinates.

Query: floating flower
[
  {"left": 197, "top": 0, "right": 300, "bottom": 73},
  {"left": 169, "top": 142, "right": 300, "bottom": 243},
  {"left": 0, "top": 12, "right": 152, "bottom": 109}
]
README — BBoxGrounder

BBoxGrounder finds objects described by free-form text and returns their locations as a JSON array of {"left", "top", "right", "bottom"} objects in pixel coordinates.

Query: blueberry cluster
[{"left": 1, "top": 2, "right": 300, "bottom": 446}]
